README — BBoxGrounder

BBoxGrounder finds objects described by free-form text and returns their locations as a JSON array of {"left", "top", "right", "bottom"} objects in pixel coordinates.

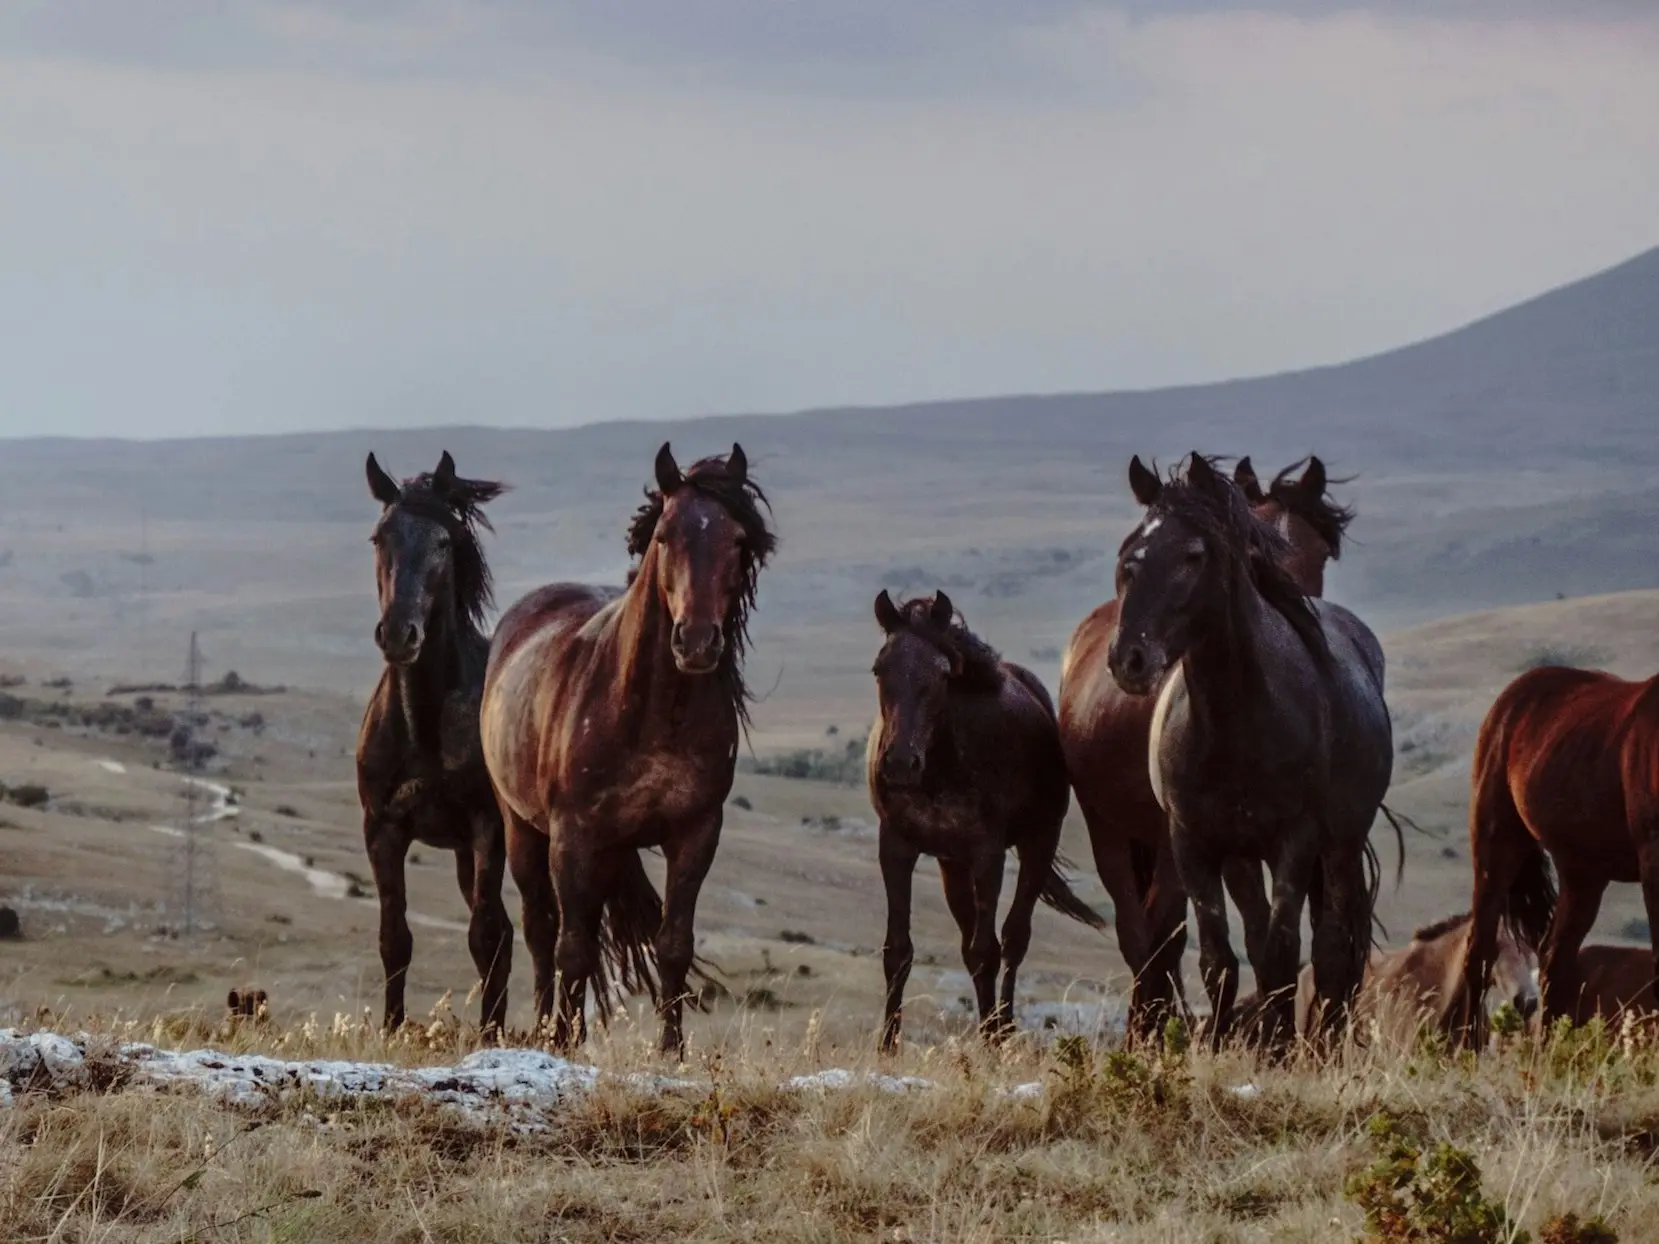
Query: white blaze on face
[{"left": 1276, "top": 510, "right": 1292, "bottom": 539}]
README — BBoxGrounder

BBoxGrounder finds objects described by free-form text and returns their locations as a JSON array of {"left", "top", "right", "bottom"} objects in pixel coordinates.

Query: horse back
[{"left": 1574, "top": 943, "right": 1658, "bottom": 1022}]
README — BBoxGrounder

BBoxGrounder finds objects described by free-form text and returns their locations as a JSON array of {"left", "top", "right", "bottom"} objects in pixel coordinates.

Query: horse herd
[{"left": 354, "top": 442, "right": 1659, "bottom": 1060}]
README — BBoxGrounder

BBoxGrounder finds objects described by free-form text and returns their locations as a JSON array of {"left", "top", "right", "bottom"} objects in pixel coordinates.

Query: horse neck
[
  {"left": 1179, "top": 562, "right": 1274, "bottom": 740},
  {"left": 612, "top": 550, "right": 732, "bottom": 740},
  {"left": 395, "top": 591, "right": 470, "bottom": 749}
]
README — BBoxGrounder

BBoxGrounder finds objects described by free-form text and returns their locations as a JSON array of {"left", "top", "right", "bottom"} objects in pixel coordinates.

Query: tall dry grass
[{"left": 0, "top": 1003, "right": 1653, "bottom": 1243}]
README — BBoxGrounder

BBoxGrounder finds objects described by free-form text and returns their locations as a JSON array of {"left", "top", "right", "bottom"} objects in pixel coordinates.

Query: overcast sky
[{"left": 0, "top": 2, "right": 1654, "bottom": 439}]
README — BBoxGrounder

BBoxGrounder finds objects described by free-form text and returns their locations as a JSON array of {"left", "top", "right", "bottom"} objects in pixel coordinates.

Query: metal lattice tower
[{"left": 165, "top": 631, "right": 220, "bottom": 937}]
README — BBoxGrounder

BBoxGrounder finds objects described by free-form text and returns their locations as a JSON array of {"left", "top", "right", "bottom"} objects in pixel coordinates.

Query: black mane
[
  {"left": 1269, "top": 458, "right": 1357, "bottom": 560},
  {"left": 1150, "top": 458, "right": 1331, "bottom": 667},
  {"left": 626, "top": 453, "right": 777, "bottom": 725},
  {"left": 893, "top": 596, "right": 1004, "bottom": 693},
  {"left": 385, "top": 470, "right": 505, "bottom": 632}
]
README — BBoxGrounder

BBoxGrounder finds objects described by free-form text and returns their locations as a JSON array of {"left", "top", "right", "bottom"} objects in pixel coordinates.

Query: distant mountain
[{"left": 0, "top": 245, "right": 1652, "bottom": 707}]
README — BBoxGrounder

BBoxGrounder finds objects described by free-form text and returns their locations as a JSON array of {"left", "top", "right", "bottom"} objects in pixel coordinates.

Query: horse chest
[{"left": 881, "top": 787, "right": 988, "bottom": 857}]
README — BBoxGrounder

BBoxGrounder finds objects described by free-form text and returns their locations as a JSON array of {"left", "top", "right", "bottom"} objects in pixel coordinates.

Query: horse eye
[{"left": 1185, "top": 545, "right": 1205, "bottom": 564}]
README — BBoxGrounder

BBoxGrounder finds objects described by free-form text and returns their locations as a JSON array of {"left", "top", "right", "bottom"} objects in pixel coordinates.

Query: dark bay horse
[
  {"left": 1452, "top": 664, "right": 1659, "bottom": 1043},
  {"left": 868, "top": 590, "right": 1108, "bottom": 1051},
  {"left": 1059, "top": 456, "right": 1353, "bottom": 1035},
  {"left": 1107, "top": 453, "right": 1392, "bottom": 1049},
  {"left": 480, "top": 443, "right": 774, "bottom": 1055},
  {"left": 356, "top": 451, "right": 513, "bottom": 1034}
]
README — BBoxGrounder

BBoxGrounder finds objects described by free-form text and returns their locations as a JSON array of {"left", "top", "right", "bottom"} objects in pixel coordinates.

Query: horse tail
[
  {"left": 591, "top": 851, "right": 721, "bottom": 1024},
  {"left": 1471, "top": 700, "right": 1556, "bottom": 954},
  {"left": 1377, "top": 802, "right": 1411, "bottom": 889},
  {"left": 1041, "top": 854, "right": 1111, "bottom": 932}
]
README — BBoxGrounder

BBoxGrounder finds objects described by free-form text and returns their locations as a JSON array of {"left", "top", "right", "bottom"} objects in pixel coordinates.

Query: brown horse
[
  {"left": 481, "top": 443, "right": 774, "bottom": 1055},
  {"left": 1291, "top": 913, "right": 1537, "bottom": 1042},
  {"left": 868, "top": 590, "right": 1108, "bottom": 1051},
  {"left": 1059, "top": 455, "right": 1353, "bottom": 1035},
  {"left": 1571, "top": 944, "right": 1658, "bottom": 1024},
  {"left": 1107, "top": 453, "right": 1392, "bottom": 1050},
  {"left": 1453, "top": 663, "right": 1659, "bottom": 1042},
  {"left": 357, "top": 451, "right": 513, "bottom": 1034}
]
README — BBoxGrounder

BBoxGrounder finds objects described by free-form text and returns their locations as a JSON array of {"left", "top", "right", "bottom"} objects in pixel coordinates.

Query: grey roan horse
[
  {"left": 357, "top": 451, "right": 513, "bottom": 1034},
  {"left": 1106, "top": 453, "right": 1392, "bottom": 1049}
]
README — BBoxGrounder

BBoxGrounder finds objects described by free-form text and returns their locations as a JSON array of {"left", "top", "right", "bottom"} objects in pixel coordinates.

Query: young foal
[
  {"left": 1108, "top": 453, "right": 1392, "bottom": 1050},
  {"left": 1059, "top": 455, "right": 1353, "bottom": 1035},
  {"left": 481, "top": 444, "right": 774, "bottom": 1055},
  {"left": 869, "top": 591, "right": 1107, "bottom": 1051},
  {"left": 357, "top": 451, "right": 513, "bottom": 1033},
  {"left": 1452, "top": 663, "right": 1659, "bottom": 1044},
  {"left": 1290, "top": 913, "right": 1537, "bottom": 1043}
]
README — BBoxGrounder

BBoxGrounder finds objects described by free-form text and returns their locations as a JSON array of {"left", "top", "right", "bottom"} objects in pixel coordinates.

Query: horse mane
[
  {"left": 1268, "top": 458, "right": 1357, "bottom": 560},
  {"left": 892, "top": 596, "right": 1004, "bottom": 693},
  {"left": 1411, "top": 911, "right": 1471, "bottom": 943},
  {"left": 388, "top": 470, "right": 505, "bottom": 631},
  {"left": 625, "top": 453, "right": 777, "bottom": 725},
  {"left": 1151, "top": 457, "right": 1331, "bottom": 667}
]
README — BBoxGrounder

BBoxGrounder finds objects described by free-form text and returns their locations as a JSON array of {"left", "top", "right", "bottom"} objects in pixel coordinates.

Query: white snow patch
[
  {"left": 97, "top": 759, "right": 127, "bottom": 775},
  {"left": 0, "top": 1030, "right": 1037, "bottom": 1125},
  {"left": 233, "top": 843, "right": 352, "bottom": 900},
  {"left": 1229, "top": 1082, "right": 1262, "bottom": 1100}
]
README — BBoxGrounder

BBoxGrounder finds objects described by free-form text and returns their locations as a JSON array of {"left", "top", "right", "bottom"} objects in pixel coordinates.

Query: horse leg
[
  {"left": 1139, "top": 841, "right": 1191, "bottom": 1036},
  {"left": 939, "top": 859, "right": 979, "bottom": 1032},
  {"left": 548, "top": 841, "right": 608, "bottom": 1050},
  {"left": 1171, "top": 832, "right": 1237, "bottom": 1052},
  {"left": 878, "top": 823, "right": 919, "bottom": 1053},
  {"left": 967, "top": 849, "right": 1006, "bottom": 1038},
  {"left": 1538, "top": 870, "right": 1605, "bottom": 1023},
  {"left": 1255, "top": 832, "right": 1318, "bottom": 1055},
  {"left": 1223, "top": 856, "right": 1272, "bottom": 976},
  {"left": 365, "top": 816, "right": 413, "bottom": 1032},
  {"left": 1086, "top": 812, "right": 1156, "bottom": 1034},
  {"left": 1640, "top": 840, "right": 1659, "bottom": 1026},
  {"left": 998, "top": 825, "right": 1060, "bottom": 1034},
  {"left": 1310, "top": 844, "right": 1370, "bottom": 1046},
  {"left": 461, "top": 813, "right": 513, "bottom": 1039},
  {"left": 656, "top": 813, "right": 722, "bottom": 1058},
  {"left": 505, "top": 809, "right": 558, "bottom": 1038}
]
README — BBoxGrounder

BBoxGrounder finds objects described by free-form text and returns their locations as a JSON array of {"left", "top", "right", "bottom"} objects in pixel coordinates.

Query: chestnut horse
[
  {"left": 1059, "top": 455, "right": 1353, "bottom": 1035},
  {"left": 481, "top": 443, "right": 774, "bottom": 1054},
  {"left": 868, "top": 590, "right": 1108, "bottom": 1051},
  {"left": 1290, "top": 913, "right": 1537, "bottom": 1042},
  {"left": 357, "top": 451, "right": 513, "bottom": 1033},
  {"left": 1108, "top": 453, "right": 1392, "bottom": 1050},
  {"left": 1570, "top": 944, "right": 1658, "bottom": 1024},
  {"left": 1452, "top": 663, "right": 1659, "bottom": 1043}
]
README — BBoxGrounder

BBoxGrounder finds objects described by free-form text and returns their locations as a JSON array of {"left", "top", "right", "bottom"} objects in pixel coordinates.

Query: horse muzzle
[
  {"left": 1107, "top": 637, "right": 1165, "bottom": 696},
  {"left": 375, "top": 618, "right": 424, "bottom": 667},
  {"left": 878, "top": 747, "right": 925, "bottom": 788},
  {"left": 670, "top": 620, "right": 724, "bottom": 675}
]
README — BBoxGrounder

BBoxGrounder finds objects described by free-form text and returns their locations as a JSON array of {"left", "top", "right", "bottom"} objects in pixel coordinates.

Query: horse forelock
[
  {"left": 1267, "top": 458, "right": 1356, "bottom": 560},
  {"left": 887, "top": 597, "right": 1004, "bottom": 693}
]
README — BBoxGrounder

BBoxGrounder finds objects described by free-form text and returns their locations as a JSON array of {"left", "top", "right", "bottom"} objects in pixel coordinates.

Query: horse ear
[
  {"left": 727, "top": 443, "right": 748, "bottom": 483},
  {"left": 1299, "top": 455, "right": 1327, "bottom": 499},
  {"left": 1128, "top": 455, "right": 1161, "bottom": 506},
  {"left": 226, "top": 989, "right": 241, "bottom": 1012},
  {"left": 654, "top": 443, "right": 683, "bottom": 495},
  {"left": 1234, "top": 456, "right": 1264, "bottom": 503},
  {"left": 930, "top": 591, "right": 955, "bottom": 629},
  {"left": 366, "top": 453, "right": 401, "bottom": 506},
  {"left": 431, "top": 450, "right": 456, "bottom": 498},
  {"left": 1187, "top": 452, "right": 1223, "bottom": 495},
  {"left": 874, "top": 589, "right": 901, "bottom": 633}
]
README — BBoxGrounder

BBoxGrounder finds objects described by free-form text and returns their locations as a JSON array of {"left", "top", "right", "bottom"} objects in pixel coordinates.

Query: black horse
[
  {"left": 1107, "top": 453, "right": 1393, "bottom": 1050},
  {"left": 868, "top": 590, "right": 1108, "bottom": 1051},
  {"left": 356, "top": 450, "right": 513, "bottom": 1034}
]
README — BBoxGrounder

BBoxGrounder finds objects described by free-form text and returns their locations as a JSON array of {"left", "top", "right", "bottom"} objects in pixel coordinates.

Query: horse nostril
[
  {"left": 671, "top": 620, "right": 687, "bottom": 649},
  {"left": 404, "top": 624, "right": 420, "bottom": 649},
  {"left": 1123, "top": 645, "right": 1147, "bottom": 678},
  {"left": 374, "top": 621, "right": 386, "bottom": 648}
]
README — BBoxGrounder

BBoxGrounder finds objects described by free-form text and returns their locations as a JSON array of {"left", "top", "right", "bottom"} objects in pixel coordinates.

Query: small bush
[
  {"left": 740, "top": 736, "right": 868, "bottom": 785},
  {"left": 1620, "top": 918, "right": 1649, "bottom": 942},
  {"left": 1540, "top": 1214, "right": 1619, "bottom": 1244},
  {"left": 273, "top": 804, "right": 300, "bottom": 818},
  {"left": 1345, "top": 1112, "right": 1519, "bottom": 1243},
  {"left": 730, "top": 795, "right": 753, "bottom": 811}
]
